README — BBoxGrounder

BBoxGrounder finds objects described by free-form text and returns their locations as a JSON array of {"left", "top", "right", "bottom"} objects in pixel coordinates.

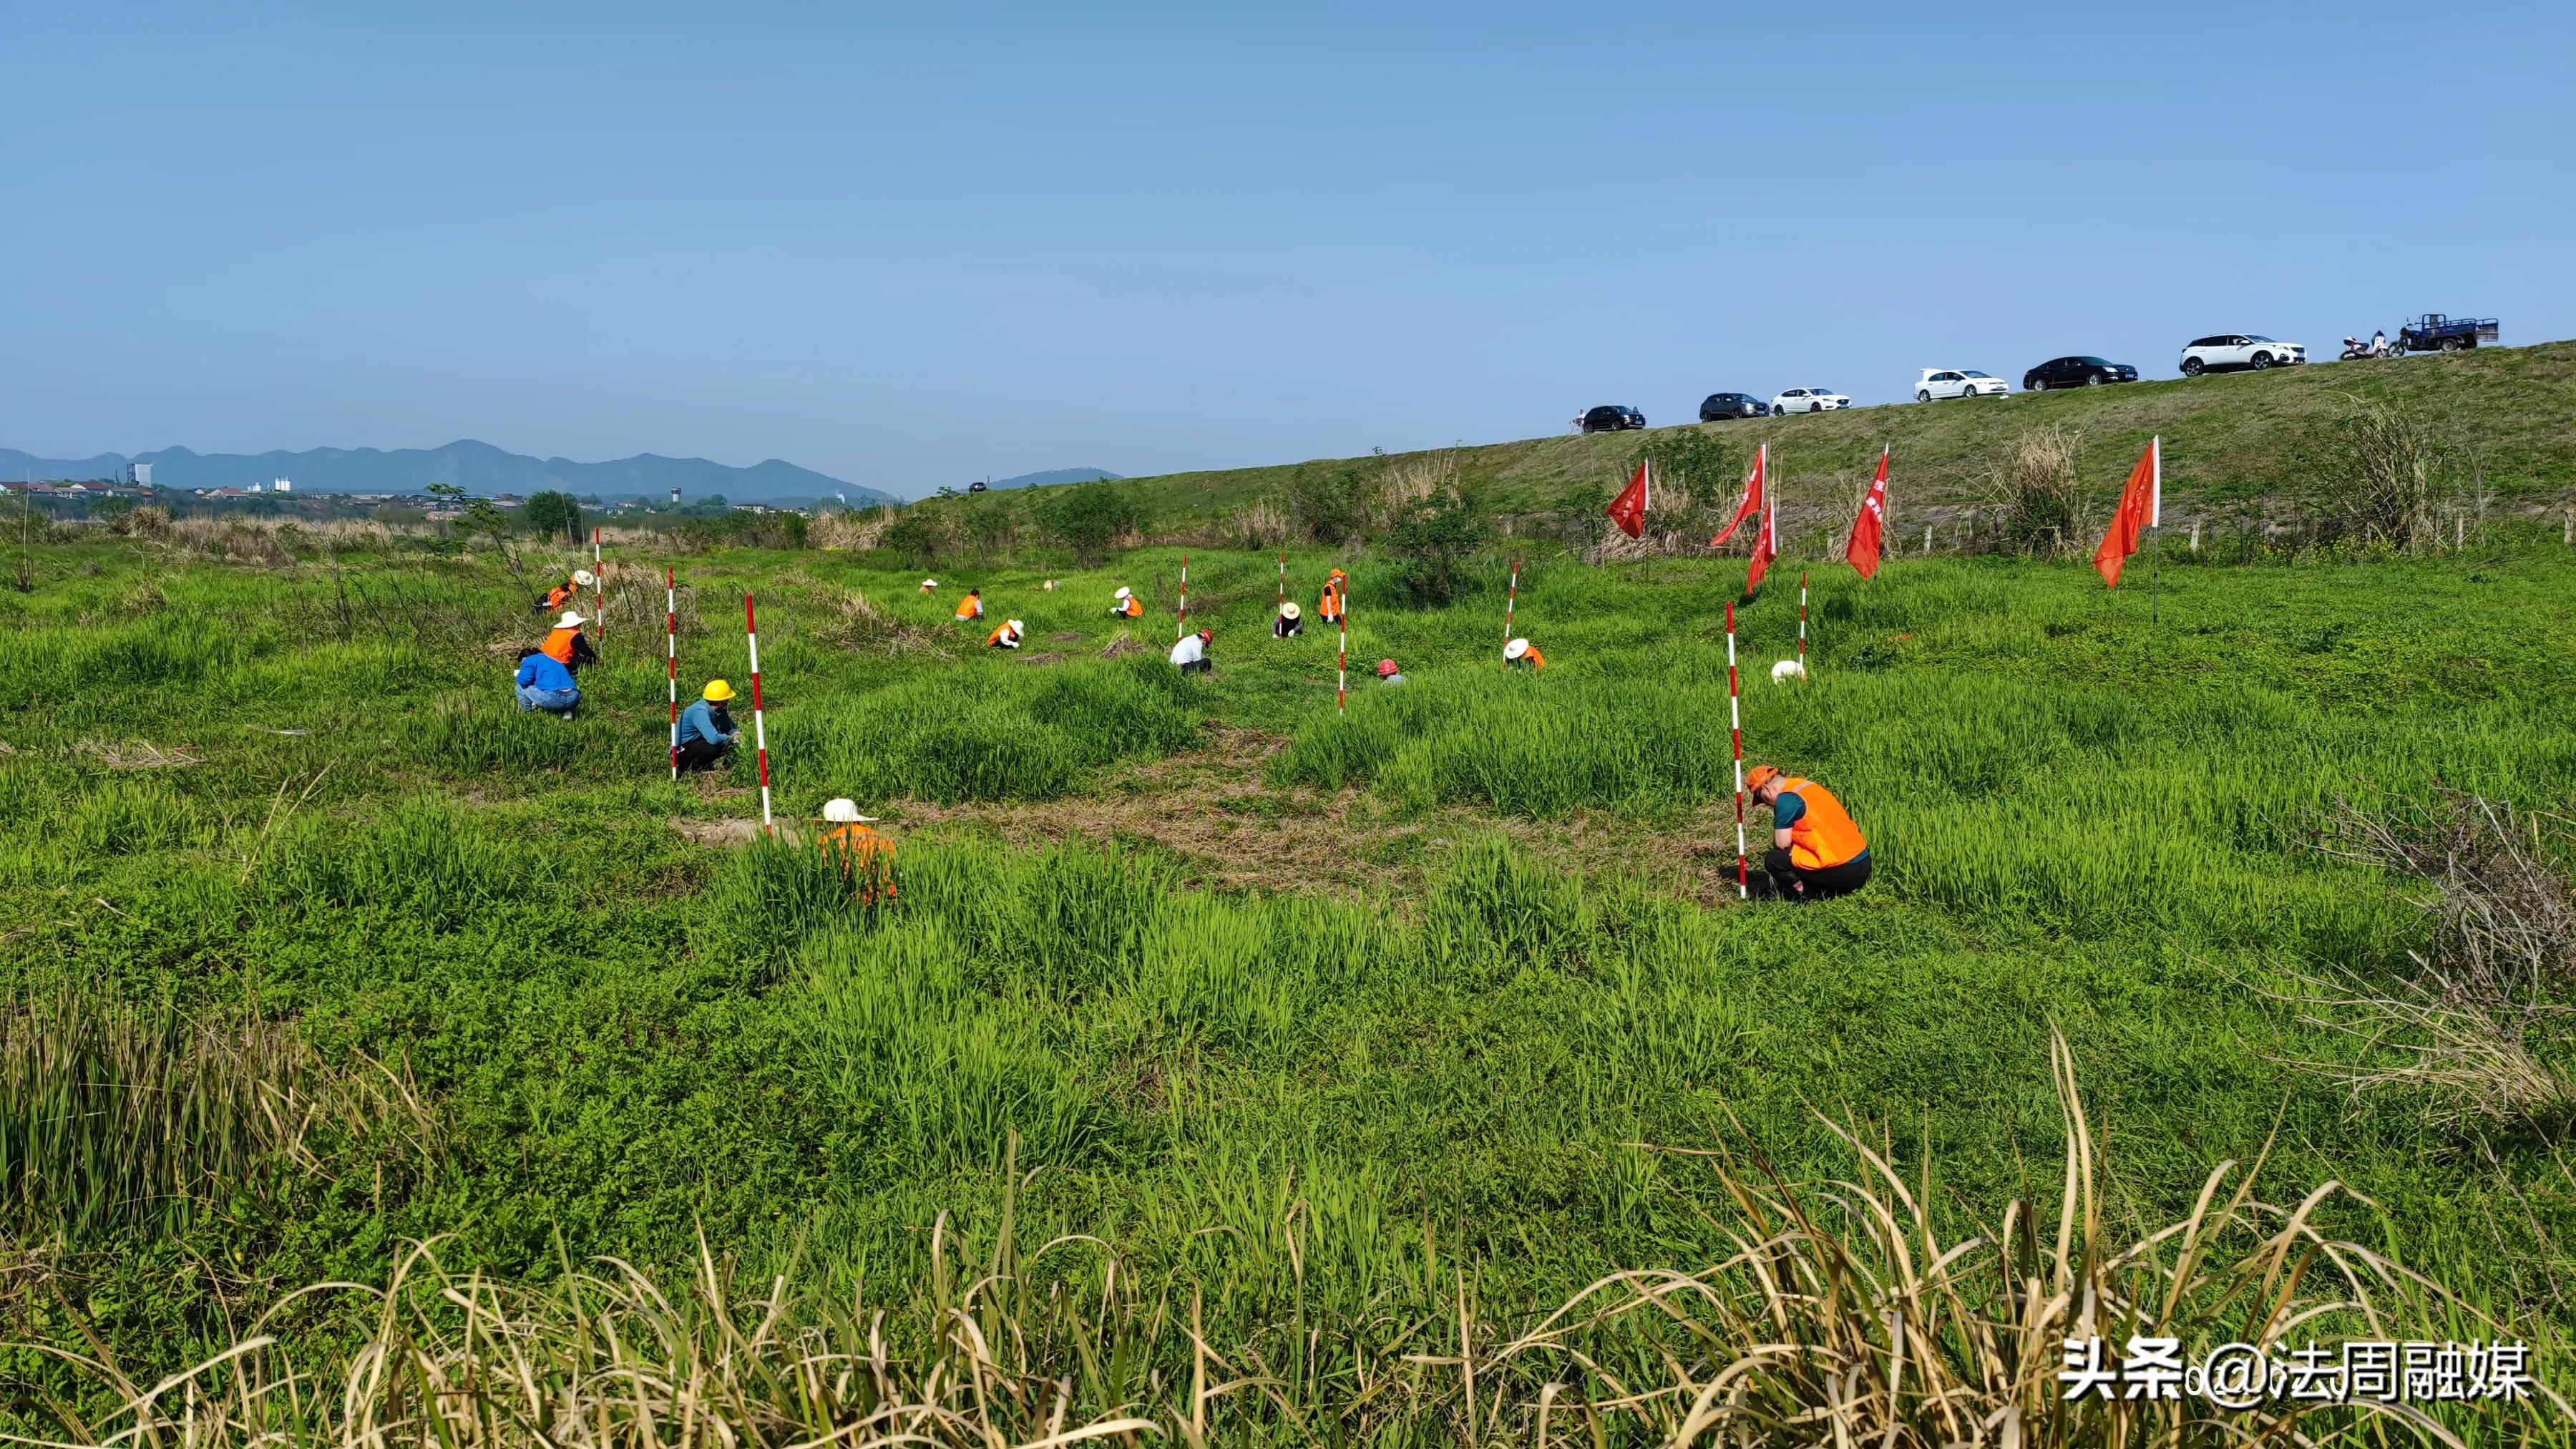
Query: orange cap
[{"left": 1745, "top": 764, "right": 1781, "bottom": 792}]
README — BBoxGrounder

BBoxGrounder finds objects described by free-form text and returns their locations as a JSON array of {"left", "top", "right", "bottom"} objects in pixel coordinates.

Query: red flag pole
[
  {"left": 1176, "top": 551, "right": 1189, "bottom": 642},
  {"left": 1797, "top": 571, "right": 1808, "bottom": 668},
  {"left": 743, "top": 592, "right": 773, "bottom": 831},
  {"left": 1727, "top": 600, "right": 1745, "bottom": 899},
  {"left": 1501, "top": 558, "right": 1520, "bottom": 670},
  {"left": 665, "top": 567, "right": 679, "bottom": 781},
  {"left": 591, "top": 527, "right": 605, "bottom": 644}
]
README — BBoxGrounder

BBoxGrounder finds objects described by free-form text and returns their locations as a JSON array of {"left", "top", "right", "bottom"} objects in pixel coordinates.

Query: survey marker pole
[
  {"left": 1502, "top": 558, "right": 1520, "bottom": 670},
  {"left": 1177, "top": 551, "right": 1189, "bottom": 642},
  {"left": 1277, "top": 550, "right": 1286, "bottom": 610},
  {"left": 743, "top": 592, "right": 773, "bottom": 831},
  {"left": 1797, "top": 571, "right": 1808, "bottom": 670},
  {"left": 1727, "top": 600, "right": 1746, "bottom": 899},
  {"left": 665, "top": 567, "right": 679, "bottom": 781},
  {"left": 592, "top": 528, "right": 605, "bottom": 643},
  {"left": 1336, "top": 590, "right": 1348, "bottom": 717}
]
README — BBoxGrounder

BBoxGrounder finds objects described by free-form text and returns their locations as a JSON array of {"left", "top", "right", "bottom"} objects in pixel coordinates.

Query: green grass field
[{"left": 4, "top": 514, "right": 2575, "bottom": 1440}]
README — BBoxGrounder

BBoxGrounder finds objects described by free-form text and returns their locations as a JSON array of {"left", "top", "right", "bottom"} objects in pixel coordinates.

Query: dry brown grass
[
  {"left": 68, "top": 738, "right": 204, "bottom": 770},
  {"left": 1989, "top": 426, "right": 2087, "bottom": 558}
]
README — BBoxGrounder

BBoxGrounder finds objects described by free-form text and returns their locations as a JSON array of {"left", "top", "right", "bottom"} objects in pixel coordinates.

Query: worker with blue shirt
[
  {"left": 673, "top": 679, "right": 741, "bottom": 772},
  {"left": 513, "top": 648, "right": 580, "bottom": 716},
  {"left": 1745, "top": 764, "right": 1870, "bottom": 902}
]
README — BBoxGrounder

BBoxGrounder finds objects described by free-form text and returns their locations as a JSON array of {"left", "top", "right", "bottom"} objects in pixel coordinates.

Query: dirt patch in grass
[
  {"left": 1098, "top": 636, "right": 1145, "bottom": 659},
  {"left": 889, "top": 725, "right": 1749, "bottom": 903},
  {"left": 1050, "top": 631, "right": 1081, "bottom": 642}
]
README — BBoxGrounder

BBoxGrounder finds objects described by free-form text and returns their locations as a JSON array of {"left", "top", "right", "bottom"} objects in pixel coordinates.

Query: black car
[
  {"left": 2023, "top": 356, "right": 2138, "bottom": 391},
  {"left": 1697, "top": 392, "right": 1769, "bottom": 421},
  {"left": 1577, "top": 404, "right": 1646, "bottom": 433}
]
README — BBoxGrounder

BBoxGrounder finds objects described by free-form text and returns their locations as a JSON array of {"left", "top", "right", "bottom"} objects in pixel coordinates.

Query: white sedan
[
  {"left": 1771, "top": 387, "right": 1850, "bottom": 414},
  {"left": 1915, "top": 369, "right": 2008, "bottom": 401}
]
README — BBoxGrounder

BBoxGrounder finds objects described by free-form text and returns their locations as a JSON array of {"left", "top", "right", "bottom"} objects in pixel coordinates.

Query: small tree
[
  {"left": 882, "top": 507, "right": 953, "bottom": 568},
  {"left": 1386, "top": 487, "right": 1493, "bottom": 608},
  {"left": 1287, "top": 464, "right": 1367, "bottom": 545},
  {"left": 525, "top": 490, "right": 582, "bottom": 545},
  {"left": 1043, "top": 480, "right": 1144, "bottom": 566}
]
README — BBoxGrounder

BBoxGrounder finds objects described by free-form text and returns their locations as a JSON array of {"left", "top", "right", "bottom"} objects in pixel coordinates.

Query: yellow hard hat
[{"left": 703, "top": 679, "right": 736, "bottom": 702}]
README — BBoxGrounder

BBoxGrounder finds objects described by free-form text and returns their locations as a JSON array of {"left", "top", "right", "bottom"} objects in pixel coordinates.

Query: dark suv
[
  {"left": 1577, "top": 404, "right": 1646, "bottom": 433},
  {"left": 1697, "top": 392, "right": 1769, "bottom": 421},
  {"left": 2023, "top": 356, "right": 2138, "bottom": 391}
]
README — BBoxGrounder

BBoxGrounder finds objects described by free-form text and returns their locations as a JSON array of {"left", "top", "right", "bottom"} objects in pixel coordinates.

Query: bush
[
  {"left": 525, "top": 491, "right": 582, "bottom": 545},
  {"left": 1384, "top": 487, "right": 1492, "bottom": 608},
  {"left": 1042, "top": 481, "right": 1146, "bottom": 565}
]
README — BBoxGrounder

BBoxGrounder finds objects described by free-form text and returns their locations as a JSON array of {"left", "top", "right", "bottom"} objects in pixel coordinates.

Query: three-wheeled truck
[{"left": 2394, "top": 313, "right": 2499, "bottom": 353}]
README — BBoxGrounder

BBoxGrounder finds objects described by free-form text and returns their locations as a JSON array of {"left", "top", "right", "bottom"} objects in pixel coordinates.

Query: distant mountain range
[{"left": 0, "top": 441, "right": 897, "bottom": 504}]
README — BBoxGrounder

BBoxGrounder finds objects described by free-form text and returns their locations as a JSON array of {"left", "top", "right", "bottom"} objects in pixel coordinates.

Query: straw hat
[
  {"left": 572, "top": 570, "right": 596, "bottom": 587},
  {"left": 556, "top": 610, "right": 585, "bottom": 628},
  {"left": 1114, "top": 586, "right": 1133, "bottom": 600},
  {"left": 1503, "top": 637, "right": 1530, "bottom": 660},
  {"left": 1279, "top": 601, "right": 1301, "bottom": 620}
]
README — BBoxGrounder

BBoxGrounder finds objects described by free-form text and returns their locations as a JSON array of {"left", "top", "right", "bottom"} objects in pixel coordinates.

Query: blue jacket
[
  {"left": 677, "top": 698, "right": 737, "bottom": 746},
  {"left": 514, "top": 653, "right": 576, "bottom": 693}
]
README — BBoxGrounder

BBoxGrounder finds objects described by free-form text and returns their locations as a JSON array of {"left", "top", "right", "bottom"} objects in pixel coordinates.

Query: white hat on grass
[
  {"left": 1503, "top": 637, "right": 1531, "bottom": 660},
  {"left": 557, "top": 611, "right": 585, "bottom": 628},
  {"left": 572, "top": 570, "right": 596, "bottom": 587}
]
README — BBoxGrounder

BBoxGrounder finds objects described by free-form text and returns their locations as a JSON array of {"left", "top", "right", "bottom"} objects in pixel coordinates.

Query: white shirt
[{"left": 1169, "top": 634, "right": 1206, "bottom": 666}]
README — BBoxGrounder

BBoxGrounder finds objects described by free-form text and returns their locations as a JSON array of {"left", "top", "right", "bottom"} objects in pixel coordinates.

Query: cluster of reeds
[
  {"left": 1989, "top": 426, "right": 2087, "bottom": 558},
  {"left": 0, "top": 987, "right": 432, "bottom": 1244},
  {"left": 22, "top": 1033, "right": 2542, "bottom": 1445},
  {"left": 2336, "top": 398, "right": 2441, "bottom": 551}
]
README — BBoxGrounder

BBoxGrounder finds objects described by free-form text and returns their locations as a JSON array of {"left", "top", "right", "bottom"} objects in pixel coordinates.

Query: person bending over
[
  {"left": 674, "top": 679, "right": 741, "bottom": 772},
  {"left": 1746, "top": 764, "right": 1870, "bottom": 902},
  {"left": 1170, "top": 626, "right": 1214, "bottom": 674},
  {"left": 513, "top": 648, "right": 580, "bottom": 716}
]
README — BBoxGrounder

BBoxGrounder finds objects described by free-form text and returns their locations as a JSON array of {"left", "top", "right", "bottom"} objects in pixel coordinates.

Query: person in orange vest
[
  {"left": 1745, "top": 765, "right": 1870, "bottom": 902},
  {"left": 1503, "top": 637, "right": 1544, "bottom": 670},
  {"left": 1318, "top": 569, "right": 1347, "bottom": 625},
  {"left": 816, "top": 798, "right": 896, "bottom": 902},
  {"left": 539, "top": 610, "right": 600, "bottom": 673},
  {"left": 986, "top": 618, "right": 1024, "bottom": 649},
  {"left": 919, "top": 577, "right": 938, "bottom": 593},
  {"left": 955, "top": 588, "right": 984, "bottom": 622},
  {"left": 540, "top": 569, "right": 597, "bottom": 613},
  {"left": 1109, "top": 585, "right": 1143, "bottom": 619}
]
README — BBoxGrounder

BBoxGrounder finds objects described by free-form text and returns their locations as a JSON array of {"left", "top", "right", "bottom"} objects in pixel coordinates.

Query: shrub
[
  {"left": 1042, "top": 480, "right": 1146, "bottom": 565},
  {"left": 1990, "top": 425, "right": 2086, "bottom": 557}
]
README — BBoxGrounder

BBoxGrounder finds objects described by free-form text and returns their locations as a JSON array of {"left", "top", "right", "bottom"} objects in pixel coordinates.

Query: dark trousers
[
  {"left": 1179, "top": 658, "right": 1212, "bottom": 674},
  {"left": 673, "top": 739, "right": 733, "bottom": 774},
  {"left": 1763, "top": 848, "right": 1870, "bottom": 902}
]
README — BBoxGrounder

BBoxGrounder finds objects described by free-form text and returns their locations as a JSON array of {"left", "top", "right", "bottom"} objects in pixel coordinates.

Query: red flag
[
  {"left": 2092, "top": 437, "right": 2162, "bottom": 587},
  {"left": 1606, "top": 461, "right": 1649, "bottom": 539},
  {"left": 1845, "top": 446, "right": 1889, "bottom": 579},
  {"left": 1744, "top": 501, "right": 1777, "bottom": 595},
  {"left": 1711, "top": 443, "right": 1765, "bottom": 546}
]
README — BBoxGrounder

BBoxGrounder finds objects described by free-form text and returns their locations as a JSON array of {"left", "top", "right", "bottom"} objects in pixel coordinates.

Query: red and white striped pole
[
  {"left": 664, "top": 567, "right": 679, "bottom": 781},
  {"left": 1797, "top": 571, "right": 1808, "bottom": 669},
  {"left": 1276, "top": 550, "right": 1286, "bottom": 610},
  {"left": 592, "top": 528, "right": 605, "bottom": 643},
  {"left": 1501, "top": 558, "right": 1520, "bottom": 670},
  {"left": 1727, "top": 600, "right": 1746, "bottom": 899},
  {"left": 1336, "top": 588, "right": 1349, "bottom": 716},
  {"left": 743, "top": 592, "right": 773, "bottom": 831},
  {"left": 1176, "top": 551, "right": 1189, "bottom": 641}
]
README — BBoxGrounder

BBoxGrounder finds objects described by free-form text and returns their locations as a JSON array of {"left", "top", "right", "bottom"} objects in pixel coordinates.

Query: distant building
[
  {"left": 668, "top": 486, "right": 682, "bottom": 507},
  {"left": 273, "top": 477, "right": 293, "bottom": 493},
  {"left": 127, "top": 462, "right": 153, "bottom": 486}
]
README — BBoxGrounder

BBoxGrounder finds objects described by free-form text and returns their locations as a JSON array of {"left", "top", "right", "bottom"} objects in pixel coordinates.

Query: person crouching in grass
[
  {"left": 674, "top": 679, "right": 741, "bottom": 771},
  {"left": 1745, "top": 764, "right": 1870, "bottom": 902}
]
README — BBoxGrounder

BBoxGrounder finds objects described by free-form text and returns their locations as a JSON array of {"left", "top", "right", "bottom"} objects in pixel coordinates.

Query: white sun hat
[
  {"left": 1114, "top": 586, "right": 1132, "bottom": 600},
  {"left": 822, "top": 799, "right": 866, "bottom": 823},
  {"left": 572, "top": 569, "right": 596, "bottom": 587},
  {"left": 1280, "top": 601, "right": 1301, "bottom": 620},
  {"left": 922, "top": 578, "right": 938, "bottom": 588},
  {"left": 1503, "top": 637, "right": 1530, "bottom": 660},
  {"left": 1770, "top": 658, "right": 1807, "bottom": 683},
  {"left": 1007, "top": 619, "right": 1024, "bottom": 631},
  {"left": 556, "top": 610, "right": 585, "bottom": 628}
]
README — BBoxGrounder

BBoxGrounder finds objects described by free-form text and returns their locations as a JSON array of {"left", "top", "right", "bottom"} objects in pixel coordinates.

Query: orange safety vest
[
  {"left": 540, "top": 625, "right": 581, "bottom": 664},
  {"left": 1319, "top": 582, "right": 1344, "bottom": 620},
  {"left": 1116, "top": 597, "right": 1143, "bottom": 618},
  {"left": 545, "top": 582, "right": 575, "bottom": 609},
  {"left": 955, "top": 596, "right": 982, "bottom": 620},
  {"left": 1520, "top": 646, "right": 1544, "bottom": 670},
  {"left": 1776, "top": 776, "right": 1867, "bottom": 870},
  {"left": 818, "top": 823, "right": 897, "bottom": 901},
  {"left": 985, "top": 623, "right": 1018, "bottom": 648}
]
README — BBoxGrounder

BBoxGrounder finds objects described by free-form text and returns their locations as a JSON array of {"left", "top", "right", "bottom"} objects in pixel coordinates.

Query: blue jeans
[{"left": 517, "top": 684, "right": 580, "bottom": 714}]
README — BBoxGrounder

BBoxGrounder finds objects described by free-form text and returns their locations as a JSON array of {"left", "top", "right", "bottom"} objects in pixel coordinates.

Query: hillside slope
[{"left": 1089, "top": 341, "right": 2576, "bottom": 528}]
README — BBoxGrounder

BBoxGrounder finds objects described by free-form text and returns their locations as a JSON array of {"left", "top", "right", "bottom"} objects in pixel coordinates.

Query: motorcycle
[{"left": 2341, "top": 336, "right": 2371, "bottom": 361}]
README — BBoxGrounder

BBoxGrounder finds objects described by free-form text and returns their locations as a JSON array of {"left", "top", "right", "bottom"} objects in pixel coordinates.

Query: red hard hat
[
  {"left": 1377, "top": 658, "right": 1397, "bottom": 676},
  {"left": 1197, "top": 627, "right": 1212, "bottom": 640}
]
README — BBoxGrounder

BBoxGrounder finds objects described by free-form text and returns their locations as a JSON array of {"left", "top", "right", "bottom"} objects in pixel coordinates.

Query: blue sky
[{"left": 6, "top": 2, "right": 2567, "bottom": 496}]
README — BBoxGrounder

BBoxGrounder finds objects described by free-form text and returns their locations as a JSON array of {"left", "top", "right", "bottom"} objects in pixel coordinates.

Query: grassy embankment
[
  {"left": 1077, "top": 340, "right": 2576, "bottom": 532},
  {"left": 3, "top": 509, "right": 2575, "bottom": 1440}
]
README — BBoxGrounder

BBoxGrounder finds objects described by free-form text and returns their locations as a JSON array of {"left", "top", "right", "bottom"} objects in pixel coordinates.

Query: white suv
[
  {"left": 1916, "top": 369, "right": 2007, "bottom": 401},
  {"left": 1771, "top": 387, "right": 1850, "bottom": 414},
  {"left": 2179, "top": 333, "right": 2306, "bottom": 376}
]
